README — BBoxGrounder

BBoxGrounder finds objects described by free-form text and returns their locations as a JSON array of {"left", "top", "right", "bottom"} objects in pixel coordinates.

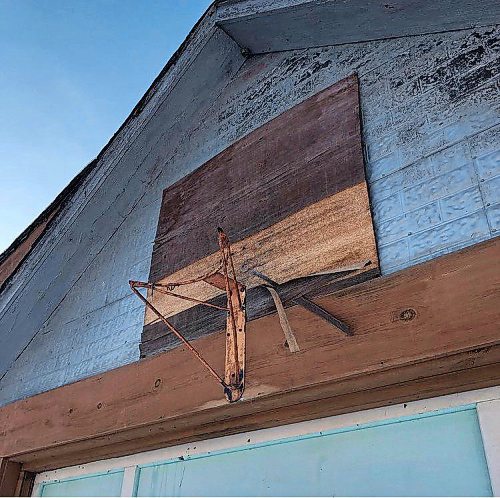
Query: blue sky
[{"left": 0, "top": 0, "right": 211, "bottom": 252}]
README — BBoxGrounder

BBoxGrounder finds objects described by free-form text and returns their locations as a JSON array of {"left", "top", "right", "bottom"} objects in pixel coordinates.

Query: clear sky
[{"left": 0, "top": 0, "right": 212, "bottom": 252}]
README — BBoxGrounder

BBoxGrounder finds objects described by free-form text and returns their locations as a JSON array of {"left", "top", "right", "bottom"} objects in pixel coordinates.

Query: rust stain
[{"left": 130, "top": 229, "right": 246, "bottom": 403}]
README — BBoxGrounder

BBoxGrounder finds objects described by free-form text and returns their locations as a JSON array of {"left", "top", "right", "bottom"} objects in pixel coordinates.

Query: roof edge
[{"left": 0, "top": 1, "right": 219, "bottom": 294}]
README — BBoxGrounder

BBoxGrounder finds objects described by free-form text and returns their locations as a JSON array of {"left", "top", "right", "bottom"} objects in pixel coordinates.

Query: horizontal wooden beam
[
  {"left": 1, "top": 237, "right": 499, "bottom": 472},
  {"left": 17, "top": 350, "right": 500, "bottom": 472}
]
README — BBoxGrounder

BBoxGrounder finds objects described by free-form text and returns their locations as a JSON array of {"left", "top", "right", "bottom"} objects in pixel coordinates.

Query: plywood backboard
[{"left": 142, "top": 74, "right": 379, "bottom": 354}]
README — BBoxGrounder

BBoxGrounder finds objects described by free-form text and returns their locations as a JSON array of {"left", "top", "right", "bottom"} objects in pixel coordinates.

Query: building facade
[{"left": 0, "top": 0, "right": 499, "bottom": 495}]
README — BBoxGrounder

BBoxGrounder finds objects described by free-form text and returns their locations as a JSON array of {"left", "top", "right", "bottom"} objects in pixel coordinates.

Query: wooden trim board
[
  {"left": 15, "top": 354, "right": 500, "bottom": 474},
  {"left": 0, "top": 237, "right": 499, "bottom": 475},
  {"left": 0, "top": 459, "right": 32, "bottom": 497},
  {"left": 477, "top": 399, "right": 500, "bottom": 494},
  {"left": 29, "top": 387, "right": 500, "bottom": 496},
  {"left": 0, "top": 458, "right": 20, "bottom": 496}
]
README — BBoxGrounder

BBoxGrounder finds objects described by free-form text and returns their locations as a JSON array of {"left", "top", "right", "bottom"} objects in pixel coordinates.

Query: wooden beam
[
  {"left": 16, "top": 351, "right": 500, "bottom": 472},
  {"left": 0, "top": 458, "right": 21, "bottom": 497},
  {"left": 0, "top": 237, "right": 499, "bottom": 473}
]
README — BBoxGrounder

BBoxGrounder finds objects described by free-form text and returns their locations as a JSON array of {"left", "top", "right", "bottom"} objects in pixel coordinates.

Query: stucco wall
[{"left": 0, "top": 25, "right": 498, "bottom": 406}]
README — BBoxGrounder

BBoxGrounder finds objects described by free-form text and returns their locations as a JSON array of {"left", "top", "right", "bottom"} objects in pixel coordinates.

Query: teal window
[
  {"left": 39, "top": 470, "right": 124, "bottom": 497},
  {"left": 135, "top": 408, "right": 492, "bottom": 496},
  {"left": 35, "top": 406, "right": 493, "bottom": 497}
]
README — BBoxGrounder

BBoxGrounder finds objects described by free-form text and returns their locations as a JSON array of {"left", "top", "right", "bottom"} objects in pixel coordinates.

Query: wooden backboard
[{"left": 141, "top": 74, "right": 379, "bottom": 356}]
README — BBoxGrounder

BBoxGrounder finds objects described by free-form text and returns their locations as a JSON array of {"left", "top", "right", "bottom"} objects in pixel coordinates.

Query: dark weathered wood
[
  {"left": 141, "top": 267, "right": 378, "bottom": 357},
  {"left": 293, "top": 294, "right": 351, "bottom": 335},
  {"left": 145, "top": 181, "right": 378, "bottom": 323},
  {"left": 253, "top": 270, "right": 352, "bottom": 334},
  {"left": 150, "top": 74, "right": 365, "bottom": 282},
  {"left": 0, "top": 458, "right": 21, "bottom": 497},
  {"left": 15, "top": 471, "right": 35, "bottom": 497},
  {"left": 1, "top": 238, "right": 498, "bottom": 473}
]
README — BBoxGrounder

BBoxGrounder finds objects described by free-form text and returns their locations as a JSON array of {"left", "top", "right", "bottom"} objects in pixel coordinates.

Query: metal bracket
[
  {"left": 130, "top": 228, "right": 246, "bottom": 403},
  {"left": 264, "top": 285, "right": 300, "bottom": 352},
  {"left": 252, "top": 270, "right": 353, "bottom": 336}
]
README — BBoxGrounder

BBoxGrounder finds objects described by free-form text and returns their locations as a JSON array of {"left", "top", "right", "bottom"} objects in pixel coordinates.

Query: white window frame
[
  {"left": 32, "top": 386, "right": 500, "bottom": 496},
  {"left": 477, "top": 397, "right": 500, "bottom": 494}
]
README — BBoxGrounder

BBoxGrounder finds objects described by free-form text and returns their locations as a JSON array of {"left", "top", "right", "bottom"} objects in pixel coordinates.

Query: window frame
[{"left": 32, "top": 386, "right": 500, "bottom": 496}]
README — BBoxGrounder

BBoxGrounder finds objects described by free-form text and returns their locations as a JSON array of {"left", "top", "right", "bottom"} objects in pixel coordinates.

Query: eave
[{"left": 216, "top": 0, "right": 500, "bottom": 54}]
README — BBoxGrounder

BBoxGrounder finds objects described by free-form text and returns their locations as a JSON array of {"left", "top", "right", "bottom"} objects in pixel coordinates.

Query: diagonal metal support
[
  {"left": 252, "top": 270, "right": 352, "bottom": 336},
  {"left": 130, "top": 229, "right": 246, "bottom": 403},
  {"left": 130, "top": 285, "right": 226, "bottom": 386}
]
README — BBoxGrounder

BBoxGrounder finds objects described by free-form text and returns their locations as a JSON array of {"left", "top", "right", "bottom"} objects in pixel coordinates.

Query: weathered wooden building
[{"left": 1, "top": 0, "right": 499, "bottom": 495}]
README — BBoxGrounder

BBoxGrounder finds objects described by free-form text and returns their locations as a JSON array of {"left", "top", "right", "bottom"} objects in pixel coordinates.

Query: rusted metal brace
[
  {"left": 130, "top": 228, "right": 246, "bottom": 403},
  {"left": 252, "top": 270, "right": 353, "bottom": 336}
]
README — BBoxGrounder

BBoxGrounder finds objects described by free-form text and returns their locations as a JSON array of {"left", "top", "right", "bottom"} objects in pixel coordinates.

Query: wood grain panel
[
  {"left": 145, "top": 183, "right": 378, "bottom": 324},
  {"left": 1, "top": 238, "right": 498, "bottom": 471},
  {"left": 16, "top": 360, "right": 500, "bottom": 473},
  {"left": 141, "top": 268, "right": 379, "bottom": 357},
  {"left": 0, "top": 209, "right": 59, "bottom": 290},
  {"left": 144, "top": 74, "right": 378, "bottom": 355},
  {"left": 150, "top": 74, "right": 365, "bottom": 283}
]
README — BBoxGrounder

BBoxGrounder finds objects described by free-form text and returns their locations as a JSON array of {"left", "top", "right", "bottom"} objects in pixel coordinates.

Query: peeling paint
[{"left": 0, "top": 24, "right": 499, "bottom": 407}]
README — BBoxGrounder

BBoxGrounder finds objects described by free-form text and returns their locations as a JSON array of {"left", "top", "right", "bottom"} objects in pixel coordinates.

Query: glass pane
[
  {"left": 40, "top": 470, "right": 124, "bottom": 497},
  {"left": 135, "top": 408, "right": 492, "bottom": 496}
]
